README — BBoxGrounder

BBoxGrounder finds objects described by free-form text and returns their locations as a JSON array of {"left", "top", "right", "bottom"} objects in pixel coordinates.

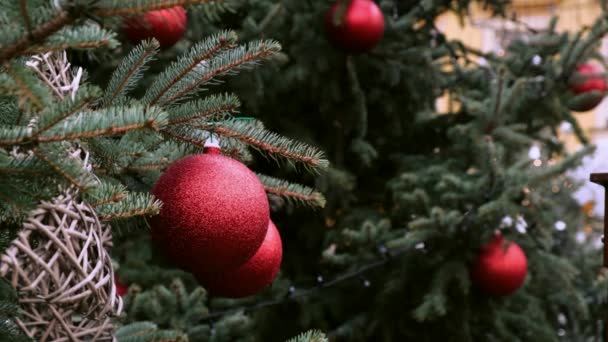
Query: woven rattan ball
[{"left": 0, "top": 192, "right": 122, "bottom": 342}]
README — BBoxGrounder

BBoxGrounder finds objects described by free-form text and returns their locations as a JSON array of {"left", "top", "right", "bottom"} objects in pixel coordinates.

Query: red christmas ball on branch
[
  {"left": 115, "top": 278, "right": 128, "bottom": 297},
  {"left": 150, "top": 145, "right": 270, "bottom": 274},
  {"left": 325, "top": 0, "right": 385, "bottom": 53},
  {"left": 568, "top": 63, "right": 607, "bottom": 112},
  {"left": 470, "top": 232, "right": 528, "bottom": 297},
  {"left": 197, "top": 220, "right": 283, "bottom": 298},
  {"left": 123, "top": 6, "right": 187, "bottom": 49}
]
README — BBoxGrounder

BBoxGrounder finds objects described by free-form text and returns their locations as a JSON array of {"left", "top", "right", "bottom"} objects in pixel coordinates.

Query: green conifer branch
[
  {"left": 94, "top": 0, "right": 223, "bottom": 17},
  {"left": 32, "top": 143, "right": 98, "bottom": 190},
  {"left": 85, "top": 181, "right": 127, "bottom": 207},
  {"left": 97, "top": 191, "right": 160, "bottom": 221},
  {"left": 156, "top": 40, "right": 281, "bottom": 106},
  {"left": 412, "top": 261, "right": 469, "bottom": 321},
  {"left": 201, "top": 119, "right": 329, "bottom": 171},
  {"left": 23, "top": 24, "right": 118, "bottom": 54},
  {"left": 162, "top": 125, "right": 253, "bottom": 161},
  {"left": 0, "top": 10, "right": 73, "bottom": 64},
  {"left": 167, "top": 93, "right": 239, "bottom": 125},
  {"left": 143, "top": 30, "right": 238, "bottom": 106},
  {"left": 257, "top": 174, "right": 326, "bottom": 208},
  {"left": 18, "top": 0, "right": 33, "bottom": 35},
  {"left": 114, "top": 321, "right": 187, "bottom": 342},
  {"left": 286, "top": 330, "right": 328, "bottom": 342},
  {"left": 126, "top": 141, "right": 190, "bottom": 172},
  {"left": 33, "top": 105, "right": 168, "bottom": 142},
  {"left": 219, "top": 137, "right": 253, "bottom": 162},
  {"left": 161, "top": 125, "right": 209, "bottom": 148},
  {"left": 0, "top": 299, "right": 29, "bottom": 342},
  {"left": 0, "top": 97, "right": 21, "bottom": 126},
  {"left": 5, "top": 60, "right": 53, "bottom": 112},
  {"left": 86, "top": 137, "right": 135, "bottom": 174},
  {"left": 0, "top": 150, "right": 46, "bottom": 175},
  {"left": 0, "top": 126, "right": 31, "bottom": 146},
  {"left": 120, "top": 279, "right": 210, "bottom": 338},
  {"left": 0, "top": 180, "right": 35, "bottom": 212},
  {"left": 102, "top": 39, "right": 160, "bottom": 107},
  {"left": 31, "top": 85, "right": 101, "bottom": 138}
]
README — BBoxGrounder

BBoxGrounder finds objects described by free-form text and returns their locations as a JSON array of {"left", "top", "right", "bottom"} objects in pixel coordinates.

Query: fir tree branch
[
  {"left": 286, "top": 330, "right": 328, "bottom": 342},
  {"left": 97, "top": 191, "right": 161, "bottom": 221},
  {"left": 157, "top": 40, "right": 281, "bottom": 106},
  {"left": 0, "top": 180, "right": 32, "bottom": 211},
  {"left": 5, "top": 60, "right": 53, "bottom": 112},
  {"left": 0, "top": 126, "right": 31, "bottom": 146},
  {"left": 0, "top": 10, "right": 73, "bottom": 64},
  {"left": 161, "top": 125, "right": 209, "bottom": 148},
  {"left": 125, "top": 141, "right": 190, "bottom": 172},
  {"left": 167, "top": 93, "right": 239, "bottom": 125},
  {"left": 85, "top": 181, "right": 127, "bottom": 207},
  {"left": 86, "top": 137, "right": 135, "bottom": 174},
  {"left": 32, "top": 143, "right": 98, "bottom": 190},
  {"left": 33, "top": 105, "right": 168, "bottom": 142},
  {"left": 201, "top": 119, "right": 329, "bottom": 171},
  {"left": 18, "top": 0, "right": 33, "bottom": 35},
  {"left": 257, "top": 174, "right": 326, "bottom": 208},
  {"left": 31, "top": 85, "right": 101, "bottom": 139},
  {"left": 143, "top": 30, "right": 238, "bottom": 106},
  {"left": 0, "top": 151, "right": 45, "bottom": 175},
  {"left": 114, "top": 321, "right": 187, "bottom": 341},
  {"left": 23, "top": 25, "right": 118, "bottom": 54},
  {"left": 102, "top": 39, "right": 160, "bottom": 107},
  {"left": 94, "top": 0, "right": 223, "bottom": 17}
]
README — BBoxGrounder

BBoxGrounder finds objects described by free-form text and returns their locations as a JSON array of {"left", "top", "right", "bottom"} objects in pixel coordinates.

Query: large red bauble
[
  {"left": 470, "top": 232, "right": 528, "bottom": 297},
  {"left": 324, "top": 0, "right": 384, "bottom": 53},
  {"left": 123, "top": 6, "right": 187, "bottom": 49},
  {"left": 197, "top": 220, "right": 283, "bottom": 298},
  {"left": 568, "top": 63, "right": 607, "bottom": 111},
  {"left": 150, "top": 147, "right": 270, "bottom": 274}
]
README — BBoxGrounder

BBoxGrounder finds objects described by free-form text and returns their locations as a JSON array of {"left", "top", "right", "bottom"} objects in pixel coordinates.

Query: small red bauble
[
  {"left": 123, "top": 6, "right": 187, "bottom": 49},
  {"left": 115, "top": 279, "right": 128, "bottom": 297},
  {"left": 150, "top": 146, "right": 270, "bottom": 274},
  {"left": 324, "top": 0, "right": 384, "bottom": 53},
  {"left": 197, "top": 220, "right": 283, "bottom": 298},
  {"left": 568, "top": 63, "right": 607, "bottom": 112},
  {"left": 471, "top": 232, "right": 528, "bottom": 297}
]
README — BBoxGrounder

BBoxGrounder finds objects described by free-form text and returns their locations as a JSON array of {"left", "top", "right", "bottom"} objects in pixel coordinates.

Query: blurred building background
[{"left": 438, "top": 0, "right": 608, "bottom": 217}]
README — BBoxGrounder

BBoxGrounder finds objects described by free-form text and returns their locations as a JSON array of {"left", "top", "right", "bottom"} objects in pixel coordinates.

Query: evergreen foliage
[
  {"left": 1, "top": 0, "right": 607, "bottom": 341},
  {"left": 96, "top": 0, "right": 605, "bottom": 340},
  {"left": 0, "top": 1, "right": 327, "bottom": 340}
]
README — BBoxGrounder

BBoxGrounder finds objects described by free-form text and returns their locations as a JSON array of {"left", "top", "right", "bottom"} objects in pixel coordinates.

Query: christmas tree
[{"left": 1, "top": 0, "right": 608, "bottom": 341}]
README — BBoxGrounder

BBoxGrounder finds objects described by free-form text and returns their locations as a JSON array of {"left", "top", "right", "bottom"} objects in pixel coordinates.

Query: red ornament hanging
[
  {"left": 568, "top": 63, "right": 607, "bottom": 112},
  {"left": 115, "top": 279, "right": 128, "bottom": 297},
  {"left": 123, "top": 6, "right": 187, "bottom": 49},
  {"left": 470, "top": 232, "right": 528, "bottom": 297},
  {"left": 196, "top": 220, "right": 283, "bottom": 298},
  {"left": 324, "top": 0, "right": 385, "bottom": 53},
  {"left": 150, "top": 142, "right": 270, "bottom": 274}
]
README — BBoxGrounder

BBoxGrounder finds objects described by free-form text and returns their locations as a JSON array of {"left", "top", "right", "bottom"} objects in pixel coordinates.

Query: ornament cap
[{"left": 203, "top": 136, "right": 221, "bottom": 155}]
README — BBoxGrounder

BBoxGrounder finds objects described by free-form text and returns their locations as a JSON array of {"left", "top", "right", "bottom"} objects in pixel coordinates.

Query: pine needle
[{"left": 258, "top": 174, "right": 326, "bottom": 208}]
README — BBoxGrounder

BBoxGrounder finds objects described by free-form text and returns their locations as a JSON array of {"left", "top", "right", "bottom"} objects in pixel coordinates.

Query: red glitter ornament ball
[
  {"left": 568, "top": 63, "right": 607, "bottom": 112},
  {"left": 324, "top": 0, "right": 384, "bottom": 53},
  {"left": 471, "top": 232, "right": 528, "bottom": 297},
  {"left": 150, "top": 146, "right": 270, "bottom": 274},
  {"left": 197, "top": 220, "right": 283, "bottom": 298},
  {"left": 123, "top": 6, "right": 187, "bottom": 49}
]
